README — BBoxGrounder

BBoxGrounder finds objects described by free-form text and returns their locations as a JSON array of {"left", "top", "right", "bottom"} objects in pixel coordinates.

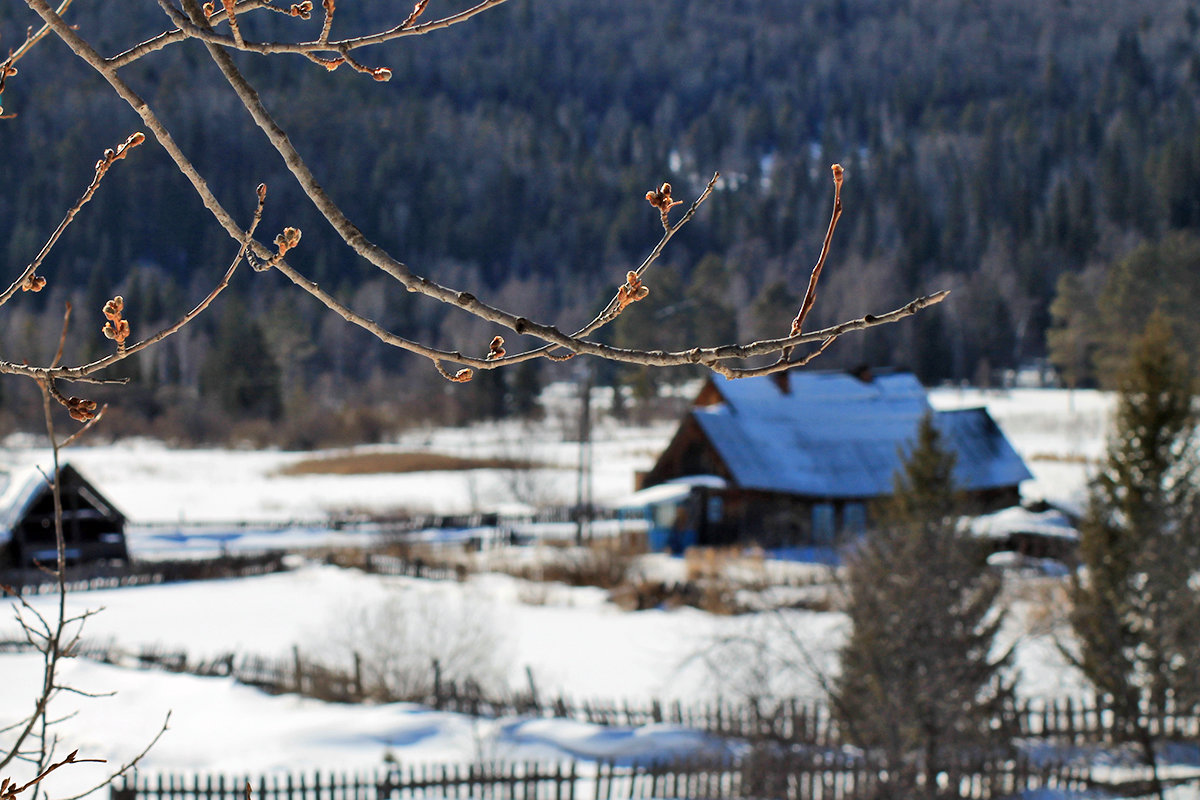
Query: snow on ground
[
  {"left": 0, "top": 562, "right": 1164, "bottom": 797},
  {"left": 0, "top": 565, "right": 839, "bottom": 703},
  {"left": 1, "top": 652, "right": 729, "bottom": 799},
  {"left": 0, "top": 564, "right": 820, "bottom": 797},
  {"left": 3, "top": 387, "right": 1166, "bottom": 797},
  {"left": 0, "top": 418, "right": 676, "bottom": 525}
]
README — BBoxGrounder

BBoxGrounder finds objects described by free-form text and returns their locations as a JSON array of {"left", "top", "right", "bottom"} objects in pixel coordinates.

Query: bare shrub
[{"left": 323, "top": 587, "right": 512, "bottom": 702}]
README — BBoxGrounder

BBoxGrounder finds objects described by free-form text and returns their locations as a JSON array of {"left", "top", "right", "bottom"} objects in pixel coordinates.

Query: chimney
[{"left": 850, "top": 364, "right": 874, "bottom": 383}]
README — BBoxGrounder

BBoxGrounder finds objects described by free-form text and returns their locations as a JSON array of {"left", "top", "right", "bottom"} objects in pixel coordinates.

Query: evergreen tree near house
[
  {"left": 833, "top": 414, "right": 1013, "bottom": 799},
  {"left": 1069, "top": 311, "right": 1200, "bottom": 800}
]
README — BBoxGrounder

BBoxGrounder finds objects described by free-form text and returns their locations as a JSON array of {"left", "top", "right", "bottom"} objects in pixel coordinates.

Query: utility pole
[{"left": 575, "top": 364, "right": 593, "bottom": 545}]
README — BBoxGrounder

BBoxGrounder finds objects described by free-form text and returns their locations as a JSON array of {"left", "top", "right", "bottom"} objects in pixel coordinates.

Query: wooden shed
[
  {"left": 635, "top": 370, "right": 1031, "bottom": 553},
  {"left": 0, "top": 463, "right": 128, "bottom": 568}
]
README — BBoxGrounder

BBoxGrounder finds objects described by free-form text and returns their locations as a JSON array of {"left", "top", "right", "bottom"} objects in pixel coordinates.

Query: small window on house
[
  {"left": 812, "top": 503, "right": 835, "bottom": 544},
  {"left": 843, "top": 502, "right": 867, "bottom": 535},
  {"left": 653, "top": 502, "right": 678, "bottom": 529},
  {"left": 707, "top": 496, "right": 723, "bottom": 523}
]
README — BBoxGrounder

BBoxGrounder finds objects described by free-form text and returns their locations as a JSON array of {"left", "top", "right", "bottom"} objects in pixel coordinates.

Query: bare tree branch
[
  {"left": 20, "top": 0, "right": 945, "bottom": 392},
  {"left": 1, "top": 750, "right": 105, "bottom": 800},
  {"left": 109, "top": 0, "right": 514, "bottom": 69},
  {"left": 0, "top": 133, "right": 145, "bottom": 310}
]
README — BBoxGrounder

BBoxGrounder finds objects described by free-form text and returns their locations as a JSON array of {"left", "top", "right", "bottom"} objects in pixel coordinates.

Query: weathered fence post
[
  {"left": 352, "top": 652, "right": 364, "bottom": 701},
  {"left": 292, "top": 646, "right": 304, "bottom": 694},
  {"left": 523, "top": 666, "right": 538, "bottom": 705}
]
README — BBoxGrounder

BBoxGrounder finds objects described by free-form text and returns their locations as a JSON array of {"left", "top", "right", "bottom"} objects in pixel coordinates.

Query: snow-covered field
[
  {"left": 0, "top": 417, "right": 676, "bottom": 526},
  {"left": 6, "top": 386, "right": 1195, "bottom": 799}
]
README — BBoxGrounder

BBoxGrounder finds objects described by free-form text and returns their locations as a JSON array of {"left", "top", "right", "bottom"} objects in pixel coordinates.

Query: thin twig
[
  {"left": 109, "top": 0, "right": 514, "bottom": 68},
  {"left": 318, "top": 0, "right": 334, "bottom": 44},
  {"left": 0, "top": 133, "right": 145, "bottom": 310},
  {"left": 3, "top": 750, "right": 105, "bottom": 800},
  {"left": 220, "top": 0, "right": 245, "bottom": 48},
  {"left": 58, "top": 405, "right": 108, "bottom": 448},
  {"left": 2, "top": 0, "right": 73, "bottom": 72},
  {"left": 51, "top": 303, "right": 72, "bottom": 369},
  {"left": 0, "top": 183, "right": 265, "bottom": 382},
  {"left": 791, "top": 163, "right": 844, "bottom": 337}
]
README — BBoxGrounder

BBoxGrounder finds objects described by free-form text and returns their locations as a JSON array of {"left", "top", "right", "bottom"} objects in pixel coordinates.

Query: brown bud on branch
[
  {"left": 65, "top": 396, "right": 99, "bottom": 423},
  {"left": 266, "top": 227, "right": 302, "bottom": 267},
  {"left": 645, "top": 182, "right": 683, "bottom": 229},
  {"left": 20, "top": 274, "right": 46, "bottom": 293},
  {"left": 338, "top": 50, "right": 392, "bottom": 82},
  {"left": 290, "top": 1, "right": 314, "bottom": 18},
  {"left": 434, "top": 360, "right": 474, "bottom": 383},
  {"left": 486, "top": 335, "right": 506, "bottom": 360},
  {"left": 95, "top": 132, "right": 145, "bottom": 175},
  {"left": 401, "top": 0, "right": 429, "bottom": 29},
  {"left": 102, "top": 295, "right": 131, "bottom": 350},
  {"left": 42, "top": 377, "right": 100, "bottom": 424},
  {"left": 616, "top": 271, "right": 649, "bottom": 311}
]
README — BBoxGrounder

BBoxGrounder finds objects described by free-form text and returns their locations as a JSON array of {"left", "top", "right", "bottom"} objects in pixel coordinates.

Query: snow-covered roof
[
  {"left": 688, "top": 371, "right": 1031, "bottom": 499},
  {"left": 611, "top": 476, "right": 728, "bottom": 509},
  {"left": 970, "top": 506, "right": 1079, "bottom": 541},
  {"left": 0, "top": 463, "right": 125, "bottom": 547},
  {"left": 0, "top": 467, "right": 49, "bottom": 545}
]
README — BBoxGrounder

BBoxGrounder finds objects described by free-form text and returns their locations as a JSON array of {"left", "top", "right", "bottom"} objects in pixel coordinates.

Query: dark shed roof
[{"left": 678, "top": 372, "right": 1030, "bottom": 499}]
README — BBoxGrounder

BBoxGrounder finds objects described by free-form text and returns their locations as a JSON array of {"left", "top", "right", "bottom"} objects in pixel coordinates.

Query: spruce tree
[
  {"left": 833, "top": 414, "right": 1012, "bottom": 798},
  {"left": 1069, "top": 312, "right": 1200, "bottom": 800}
]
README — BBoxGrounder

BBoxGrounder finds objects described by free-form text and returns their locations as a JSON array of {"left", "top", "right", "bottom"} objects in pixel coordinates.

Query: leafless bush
[
  {"left": 322, "top": 587, "right": 512, "bottom": 702},
  {"left": 684, "top": 611, "right": 841, "bottom": 704}
]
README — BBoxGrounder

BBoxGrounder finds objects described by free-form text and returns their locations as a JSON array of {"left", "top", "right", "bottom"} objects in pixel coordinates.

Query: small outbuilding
[
  {"left": 0, "top": 463, "right": 128, "bottom": 568},
  {"left": 971, "top": 505, "right": 1079, "bottom": 564},
  {"left": 634, "top": 369, "right": 1031, "bottom": 552}
]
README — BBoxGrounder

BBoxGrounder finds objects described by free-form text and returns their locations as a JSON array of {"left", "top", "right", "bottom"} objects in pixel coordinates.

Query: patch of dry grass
[{"left": 278, "top": 451, "right": 546, "bottom": 476}]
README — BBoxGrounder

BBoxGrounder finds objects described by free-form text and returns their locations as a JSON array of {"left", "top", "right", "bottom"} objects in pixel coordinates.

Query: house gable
[
  {"left": 0, "top": 463, "right": 128, "bottom": 568},
  {"left": 641, "top": 415, "right": 734, "bottom": 489},
  {"left": 646, "top": 370, "right": 1030, "bottom": 502}
]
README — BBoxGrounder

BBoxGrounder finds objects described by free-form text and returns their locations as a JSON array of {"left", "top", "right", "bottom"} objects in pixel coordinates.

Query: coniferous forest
[{"left": 3, "top": 0, "right": 1200, "bottom": 443}]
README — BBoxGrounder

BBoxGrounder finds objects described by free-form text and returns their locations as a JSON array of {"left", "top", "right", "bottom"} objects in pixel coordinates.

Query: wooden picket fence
[
  {"left": 0, "top": 553, "right": 290, "bottom": 596},
  {"left": 110, "top": 754, "right": 1090, "bottom": 800},
  {"left": 111, "top": 763, "right": 579, "bottom": 800},
  {"left": 595, "top": 752, "right": 1092, "bottom": 800},
  {"left": 426, "top": 690, "right": 843, "bottom": 749},
  {"left": 1003, "top": 694, "right": 1200, "bottom": 745}
]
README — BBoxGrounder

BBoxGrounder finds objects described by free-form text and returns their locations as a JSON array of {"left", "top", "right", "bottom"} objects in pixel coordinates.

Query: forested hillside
[{"left": 3, "top": 0, "right": 1198, "bottom": 442}]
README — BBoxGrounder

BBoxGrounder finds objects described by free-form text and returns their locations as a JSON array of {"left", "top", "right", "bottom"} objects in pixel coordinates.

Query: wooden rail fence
[
  {"left": 110, "top": 754, "right": 1090, "bottom": 800},
  {"left": 5, "top": 628, "right": 1200, "bottom": 752},
  {"left": 0, "top": 553, "right": 290, "bottom": 596}
]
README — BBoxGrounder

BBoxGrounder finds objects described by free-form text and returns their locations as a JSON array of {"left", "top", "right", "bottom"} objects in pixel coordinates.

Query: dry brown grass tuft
[{"left": 277, "top": 451, "right": 547, "bottom": 475}]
